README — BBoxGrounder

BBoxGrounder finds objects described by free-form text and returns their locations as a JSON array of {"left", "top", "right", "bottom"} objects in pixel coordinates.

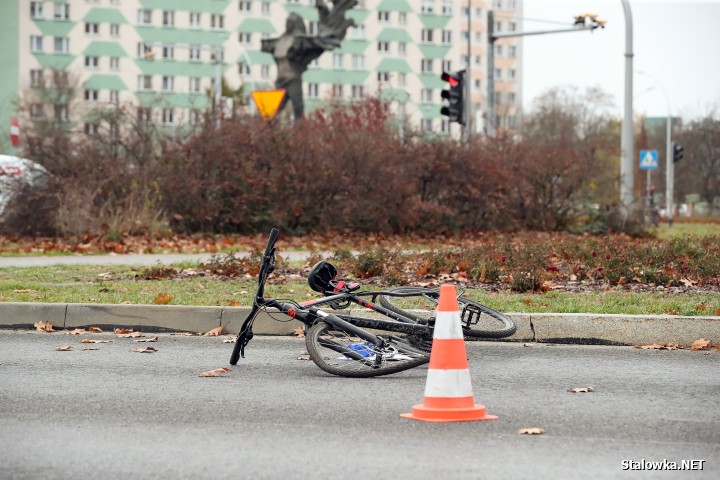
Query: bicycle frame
[{"left": 229, "top": 228, "right": 432, "bottom": 365}]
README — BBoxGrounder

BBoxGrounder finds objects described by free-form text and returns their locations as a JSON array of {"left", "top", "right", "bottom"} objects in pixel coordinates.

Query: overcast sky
[{"left": 520, "top": 0, "right": 720, "bottom": 120}]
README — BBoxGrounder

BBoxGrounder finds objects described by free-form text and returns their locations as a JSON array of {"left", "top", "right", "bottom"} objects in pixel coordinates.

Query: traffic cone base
[{"left": 400, "top": 284, "right": 498, "bottom": 423}]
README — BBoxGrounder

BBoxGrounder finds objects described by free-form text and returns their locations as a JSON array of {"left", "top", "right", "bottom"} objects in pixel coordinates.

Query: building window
[
  {"left": 85, "top": 56, "right": 99, "bottom": 68},
  {"left": 331, "top": 84, "right": 343, "bottom": 97},
  {"left": 189, "top": 46, "right": 201, "bottom": 61},
  {"left": 261, "top": 2, "right": 270, "bottom": 15},
  {"left": 442, "top": 1, "right": 452, "bottom": 15},
  {"left": 494, "top": 68, "right": 502, "bottom": 80},
  {"left": 508, "top": 69, "right": 516, "bottom": 80},
  {"left": 421, "top": 89, "right": 433, "bottom": 103},
  {"left": 474, "top": 55, "right": 481, "bottom": 66},
  {"left": 162, "top": 76, "right": 175, "bottom": 92},
  {"left": 211, "top": 14, "right": 224, "bottom": 29},
  {"left": 421, "top": 0, "right": 434, "bottom": 14},
  {"left": 110, "top": 24, "right": 120, "bottom": 37},
  {"left": 493, "top": 0, "right": 503, "bottom": 8},
  {"left": 162, "top": 11, "right": 174, "bottom": 27},
  {"left": 377, "top": 72, "right": 390, "bottom": 84},
  {"left": 54, "top": 104, "right": 69, "bottom": 122},
  {"left": 138, "top": 42, "right": 153, "bottom": 58},
  {"left": 110, "top": 57, "right": 119, "bottom": 70},
  {"left": 494, "top": 22, "right": 502, "bottom": 32},
  {"left": 137, "top": 107, "right": 152, "bottom": 123},
  {"left": 398, "top": 12, "right": 407, "bottom": 24},
  {"left": 441, "top": 30, "right": 451, "bottom": 44},
  {"left": 494, "top": 92, "right": 502, "bottom": 105},
  {"left": 54, "top": 3, "right": 70, "bottom": 20},
  {"left": 30, "top": 36, "right": 43, "bottom": 53},
  {"left": 421, "top": 59, "right": 433, "bottom": 73},
  {"left": 441, "top": 119, "right": 450, "bottom": 134},
  {"left": 377, "top": 41, "right": 389, "bottom": 53},
  {"left": 462, "top": 31, "right": 469, "bottom": 42},
  {"left": 351, "top": 85, "right": 364, "bottom": 99},
  {"left": 398, "top": 42, "right": 406, "bottom": 55},
  {"left": 110, "top": 90, "right": 119, "bottom": 103},
  {"left": 53, "top": 71, "right": 69, "bottom": 87},
  {"left": 84, "top": 89, "right": 99, "bottom": 101},
  {"left": 163, "top": 45, "right": 175, "bottom": 59},
  {"left": 508, "top": 92, "right": 516, "bottom": 103},
  {"left": 190, "top": 12, "right": 201, "bottom": 28},
  {"left": 30, "top": 103, "right": 44, "bottom": 118},
  {"left": 351, "top": 24, "right": 365, "bottom": 39},
  {"left": 475, "top": 79, "right": 481, "bottom": 89},
  {"left": 475, "top": 7, "right": 483, "bottom": 19},
  {"left": 138, "top": 75, "right": 152, "bottom": 91},
  {"left": 495, "top": 45, "right": 503, "bottom": 56},
  {"left": 162, "top": 108, "right": 174, "bottom": 125},
  {"left": 239, "top": 63, "right": 251, "bottom": 75},
  {"left": 84, "top": 123, "right": 99, "bottom": 135},
  {"left": 189, "top": 77, "right": 201, "bottom": 93},
  {"left": 398, "top": 73, "right": 406, "bottom": 86},
  {"left": 508, "top": 45, "right": 517, "bottom": 58},
  {"left": 333, "top": 53, "right": 343, "bottom": 69},
  {"left": 239, "top": 32, "right": 252, "bottom": 44},
  {"left": 30, "top": 2, "right": 43, "bottom": 19},
  {"left": 352, "top": 54, "right": 364, "bottom": 70},
  {"left": 189, "top": 110, "right": 201, "bottom": 125},
  {"left": 30, "top": 70, "right": 44, "bottom": 87},
  {"left": 307, "top": 21, "right": 318, "bottom": 35},
  {"left": 509, "top": 22, "right": 517, "bottom": 32},
  {"left": 421, "top": 119, "right": 433, "bottom": 132},
  {"left": 442, "top": 60, "right": 452, "bottom": 72},
  {"left": 239, "top": 1, "right": 252, "bottom": 11},
  {"left": 307, "top": 83, "right": 319, "bottom": 98},
  {"left": 54, "top": 37, "right": 69, "bottom": 54},
  {"left": 421, "top": 29, "right": 434, "bottom": 43},
  {"left": 261, "top": 65, "right": 270, "bottom": 78},
  {"left": 378, "top": 11, "right": 389, "bottom": 23},
  {"left": 137, "top": 9, "right": 152, "bottom": 25},
  {"left": 85, "top": 23, "right": 99, "bottom": 35}
]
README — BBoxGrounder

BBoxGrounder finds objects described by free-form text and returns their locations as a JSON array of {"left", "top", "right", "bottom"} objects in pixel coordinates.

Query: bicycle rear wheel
[
  {"left": 379, "top": 287, "right": 516, "bottom": 339},
  {"left": 305, "top": 321, "right": 430, "bottom": 378}
]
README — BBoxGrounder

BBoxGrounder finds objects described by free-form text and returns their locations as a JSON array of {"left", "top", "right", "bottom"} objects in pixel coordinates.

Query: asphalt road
[{"left": 0, "top": 331, "right": 718, "bottom": 479}]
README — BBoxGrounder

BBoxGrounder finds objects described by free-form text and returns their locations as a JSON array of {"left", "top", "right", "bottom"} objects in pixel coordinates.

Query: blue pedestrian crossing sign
[{"left": 639, "top": 150, "right": 659, "bottom": 170}]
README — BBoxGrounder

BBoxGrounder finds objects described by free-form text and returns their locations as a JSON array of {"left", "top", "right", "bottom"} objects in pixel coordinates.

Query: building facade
[{"left": 0, "top": 0, "right": 522, "bottom": 140}]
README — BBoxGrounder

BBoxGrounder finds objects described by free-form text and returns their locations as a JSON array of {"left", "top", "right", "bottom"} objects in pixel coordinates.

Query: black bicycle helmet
[{"left": 308, "top": 260, "right": 338, "bottom": 293}]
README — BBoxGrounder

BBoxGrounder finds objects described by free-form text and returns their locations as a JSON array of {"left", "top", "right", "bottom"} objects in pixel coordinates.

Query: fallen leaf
[
  {"left": 228, "top": 301, "right": 242, "bottom": 307},
  {"left": 523, "top": 343, "right": 534, "bottom": 348},
  {"left": 199, "top": 367, "right": 231, "bottom": 377},
  {"left": 114, "top": 328, "right": 133, "bottom": 335},
  {"left": 13, "top": 289, "right": 37, "bottom": 293},
  {"left": 680, "top": 278, "right": 695, "bottom": 286},
  {"left": 691, "top": 338, "right": 711, "bottom": 351},
  {"left": 65, "top": 328, "right": 86, "bottom": 335},
  {"left": 567, "top": 387, "right": 594, "bottom": 393},
  {"left": 88, "top": 327, "right": 103, "bottom": 333},
  {"left": 82, "top": 339, "right": 113, "bottom": 344},
  {"left": 634, "top": 343, "right": 680, "bottom": 350},
  {"left": 34, "top": 320, "right": 55, "bottom": 332},
  {"left": 54, "top": 346, "right": 73, "bottom": 351},
  {"left": 663, "top": 309, "right": 679, "bottom": 315},
  {"left": 293, "top": 326, "right": 305, "bottom": 338},
  {"left": 204, "top": 326, "right": 227, "bottom": 336},
  {"left": 222, "top": 338, "right": 235, "bottom": 343},
  {"left": 523, "top": 299, "right": 532, "bottom": 305},
  {"left": 173, "top": 332, "right": 199, "bottom": 336},
  {"left": 135, "top": 336, "right": 158, "bottom": 343},
  {"left": 117, "top": 331, "right": 145, "bottom": 338},
  {"left": 297, "top": 354, "right": 311, "bottom": 360},
  {"left": 714, "top": 308, "right": 720, "bottom": 316},
  {"left": 132, "top": 346, "right": 158, "bottom": 353},
  {"left": 518, "top": 428, "right": 544, "bottom": 435},
  {"left": 695, "top": 303, "right": 706, "bottom": 312},
  {"left": 153, "top": 293, "right": 172, "bottom": 305},
  {"left": 82, "top": 347, "right": 99, "bottom": 351}
]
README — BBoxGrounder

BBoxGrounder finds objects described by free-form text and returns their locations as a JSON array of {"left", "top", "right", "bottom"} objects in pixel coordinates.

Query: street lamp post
[{"left": 620, "top": 0, "right": 634, "bottom": 218}]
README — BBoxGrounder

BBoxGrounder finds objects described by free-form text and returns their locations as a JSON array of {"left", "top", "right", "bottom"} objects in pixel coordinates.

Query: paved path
[{"left": 0, "top": 332, "right": 717, "bottom": 479}]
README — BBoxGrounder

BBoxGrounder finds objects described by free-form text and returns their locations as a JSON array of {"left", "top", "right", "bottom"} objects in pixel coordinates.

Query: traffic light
[
  {"left": 440, "top": 69, "right": 465, "bottom": 125},
  {"left": 673, "top": 143, "right": 684, "bottom": 163}
]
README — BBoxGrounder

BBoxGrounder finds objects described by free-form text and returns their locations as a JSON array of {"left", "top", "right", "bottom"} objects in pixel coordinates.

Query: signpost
[
  {"left": 251, "top": 90, "right": 286, "bottom": 122},
  {"left": 639, "top": 150, "right": 658, "bottom": 224}
]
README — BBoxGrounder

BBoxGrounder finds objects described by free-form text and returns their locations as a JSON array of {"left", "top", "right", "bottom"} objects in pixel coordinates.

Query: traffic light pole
[
  {"left": 486, "top": 11, "right": 604, "bottom": 136},
  {"left": 465, "top": 0, "right": 471, "bottom": 141}
]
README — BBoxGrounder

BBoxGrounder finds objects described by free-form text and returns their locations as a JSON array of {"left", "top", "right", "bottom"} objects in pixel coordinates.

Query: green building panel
[
  {"left": 33, "top": 19, "right": 76, "bottom": 37},
  {"left": 237, "top": 18, "right": 276, "bottom": 34},
  {"left": 416, "top": 103, "right": 443, "bottom": 120},
  {"left": 84, "top": 74, "right": 128, "bottom": 91},
  {"left": 33, "top": 53, "right": 75, "bottom": 70},
  {"left": 135, "top": 26, "right": 228, "bottom": 47},
  {"left": 336, "top": 40, "right": 369, "bottom": 55},
  {"left": 379, "top": 88, "right": 410, "bottom": 103},
  {"left": 377, "top": 0, "right": 412, "bottom": 13},
  {"left": 418, "top": 15, "right": 451, "bottom": 29},
  {"left": 83, "top": 8, "right": 128, "bottom": 24},
  {"left": 239, "top": 50, "right": 274, "bottom": 66},
  {"left": 303, "top": 69, "right": 369, "bottom": 85},
  {"left": 417, "top": 45, "right": 452, "bottom": 59},
  {"left": 284, "top": 5, "right": 318, "bottom": 21},
  {"left": 83, "top": 42, "right": 128, "bottom": 57},
  {"left": 135, "top": 92, "right": 210, "bottom": 109},
  {"left": 346, "top": 9, "right": 370, "bottom": 24},
  {"left": 139, "top": 0, "right": 230, "bottom": 14},
  {"left": 0, "top": 0, "right": 19, "bottom": 138},
  {"left": 376, "top": 58, "right": 412, "bottom": 73},
  {"left": 417, "top": 73, "right": 445, "bottom": 89},
  {"left": 135, "top": 59, "right": 230, "bottom": 77}
]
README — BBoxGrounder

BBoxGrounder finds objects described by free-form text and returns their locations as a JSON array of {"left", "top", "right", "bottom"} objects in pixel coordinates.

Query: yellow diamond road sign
[{"left": 251, "top": 89, "right": 286, "bottom": 121}]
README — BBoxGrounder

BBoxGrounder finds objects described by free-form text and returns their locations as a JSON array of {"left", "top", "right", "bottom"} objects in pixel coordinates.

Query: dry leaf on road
[
  {"left": 114, "top": 328, "right": 133, "bottom": 335},
  {"left": 519, "top": 428, "right": 545, "bottom": 435},
  {"left": 135, "top": 336, "right": 158, "bottom": 343},
  {"left": 82, "top": 347, "right": 99, "bottom": 351},
  {"left": 153, "top": 293, "right": 172, "bottom": 305},
  {"left": 88, "top": 327, "right": 103, "bottom": 333},
  {"left": 65, "top": 328, "right": 87, "bottom": 335},
  {"left": 199, "top": 367, "right": 231, "bottom": 377},
  {"left": 82, "top": 339, "right": 113, "bottom": 344},
  {"left": 34, "top": 321, "right": 55, "bottom": 332},
  {"left": 293, "top": 326, "right": 305, "bottom": 338},
  {"left": 222, "top": 337, "right": 235, "bottom": 343},
  {"left": 204, "top": 326, "right": 227, "bottom": 336},
  {"left": 568, "top": 387, "right": 594, "bottom": 393},
  {"left": 691, "top": 338, "right": 712, "bottom": 351},
  {"left": 523, "top": 343, "right": 534, "bottom": 348},
  {"left": 54, "top": 346, "right": 73, "bottom": 351},
  {"left": 117, "top": 331, "right": 145, "bottom": 338},
  {"left": 297, "top": 354, "right": 311, "bottom": 361},
  {"left": 634, "top": 343, "right": 680, "bottom": 350},
  {"left": 132, "top": 347, "right": 158, "bottom": 353}
]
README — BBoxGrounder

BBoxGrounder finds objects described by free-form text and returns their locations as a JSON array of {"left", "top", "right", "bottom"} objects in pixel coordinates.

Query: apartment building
[{"left": 0, "top": 0, "right": 522, "bottom": 138}]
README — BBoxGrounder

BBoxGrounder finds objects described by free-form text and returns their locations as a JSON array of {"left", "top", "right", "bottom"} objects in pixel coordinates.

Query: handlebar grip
[{"left": 265, "top": 228, "right": 280, "bottom": 257}]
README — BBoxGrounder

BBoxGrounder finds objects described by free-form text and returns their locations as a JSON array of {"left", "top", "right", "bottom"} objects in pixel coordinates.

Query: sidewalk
[{"left": 1, "top": 302, "right": 718, "bottom": 347}]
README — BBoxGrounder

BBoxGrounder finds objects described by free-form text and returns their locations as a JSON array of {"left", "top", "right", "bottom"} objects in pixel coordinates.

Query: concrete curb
[{"left": 1, "top": 302, "right": 718, "bottom": 347}]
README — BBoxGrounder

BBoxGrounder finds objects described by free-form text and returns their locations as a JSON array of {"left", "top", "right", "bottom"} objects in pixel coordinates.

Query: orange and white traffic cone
[{"left": 401, "top": 284, "right": 497, "bottom": 422}]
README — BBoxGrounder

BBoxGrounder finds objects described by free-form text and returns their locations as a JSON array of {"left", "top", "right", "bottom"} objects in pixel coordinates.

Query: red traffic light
[{"left": 441, "top": 71, "right": 460, "bottom": 87}]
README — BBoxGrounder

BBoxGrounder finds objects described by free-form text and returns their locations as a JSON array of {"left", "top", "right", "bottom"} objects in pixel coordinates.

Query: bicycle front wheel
[
  {"left": 379, "top": 287, "right": 516, "bottom": 339},
  {"left": 305, "top": 321, "right": 430, "bottom": 378}
]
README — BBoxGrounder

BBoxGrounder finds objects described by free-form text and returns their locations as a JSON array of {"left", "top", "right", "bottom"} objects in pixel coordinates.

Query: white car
[{"left": 0, "top": 155, "right": 51, "bottom": 219}]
